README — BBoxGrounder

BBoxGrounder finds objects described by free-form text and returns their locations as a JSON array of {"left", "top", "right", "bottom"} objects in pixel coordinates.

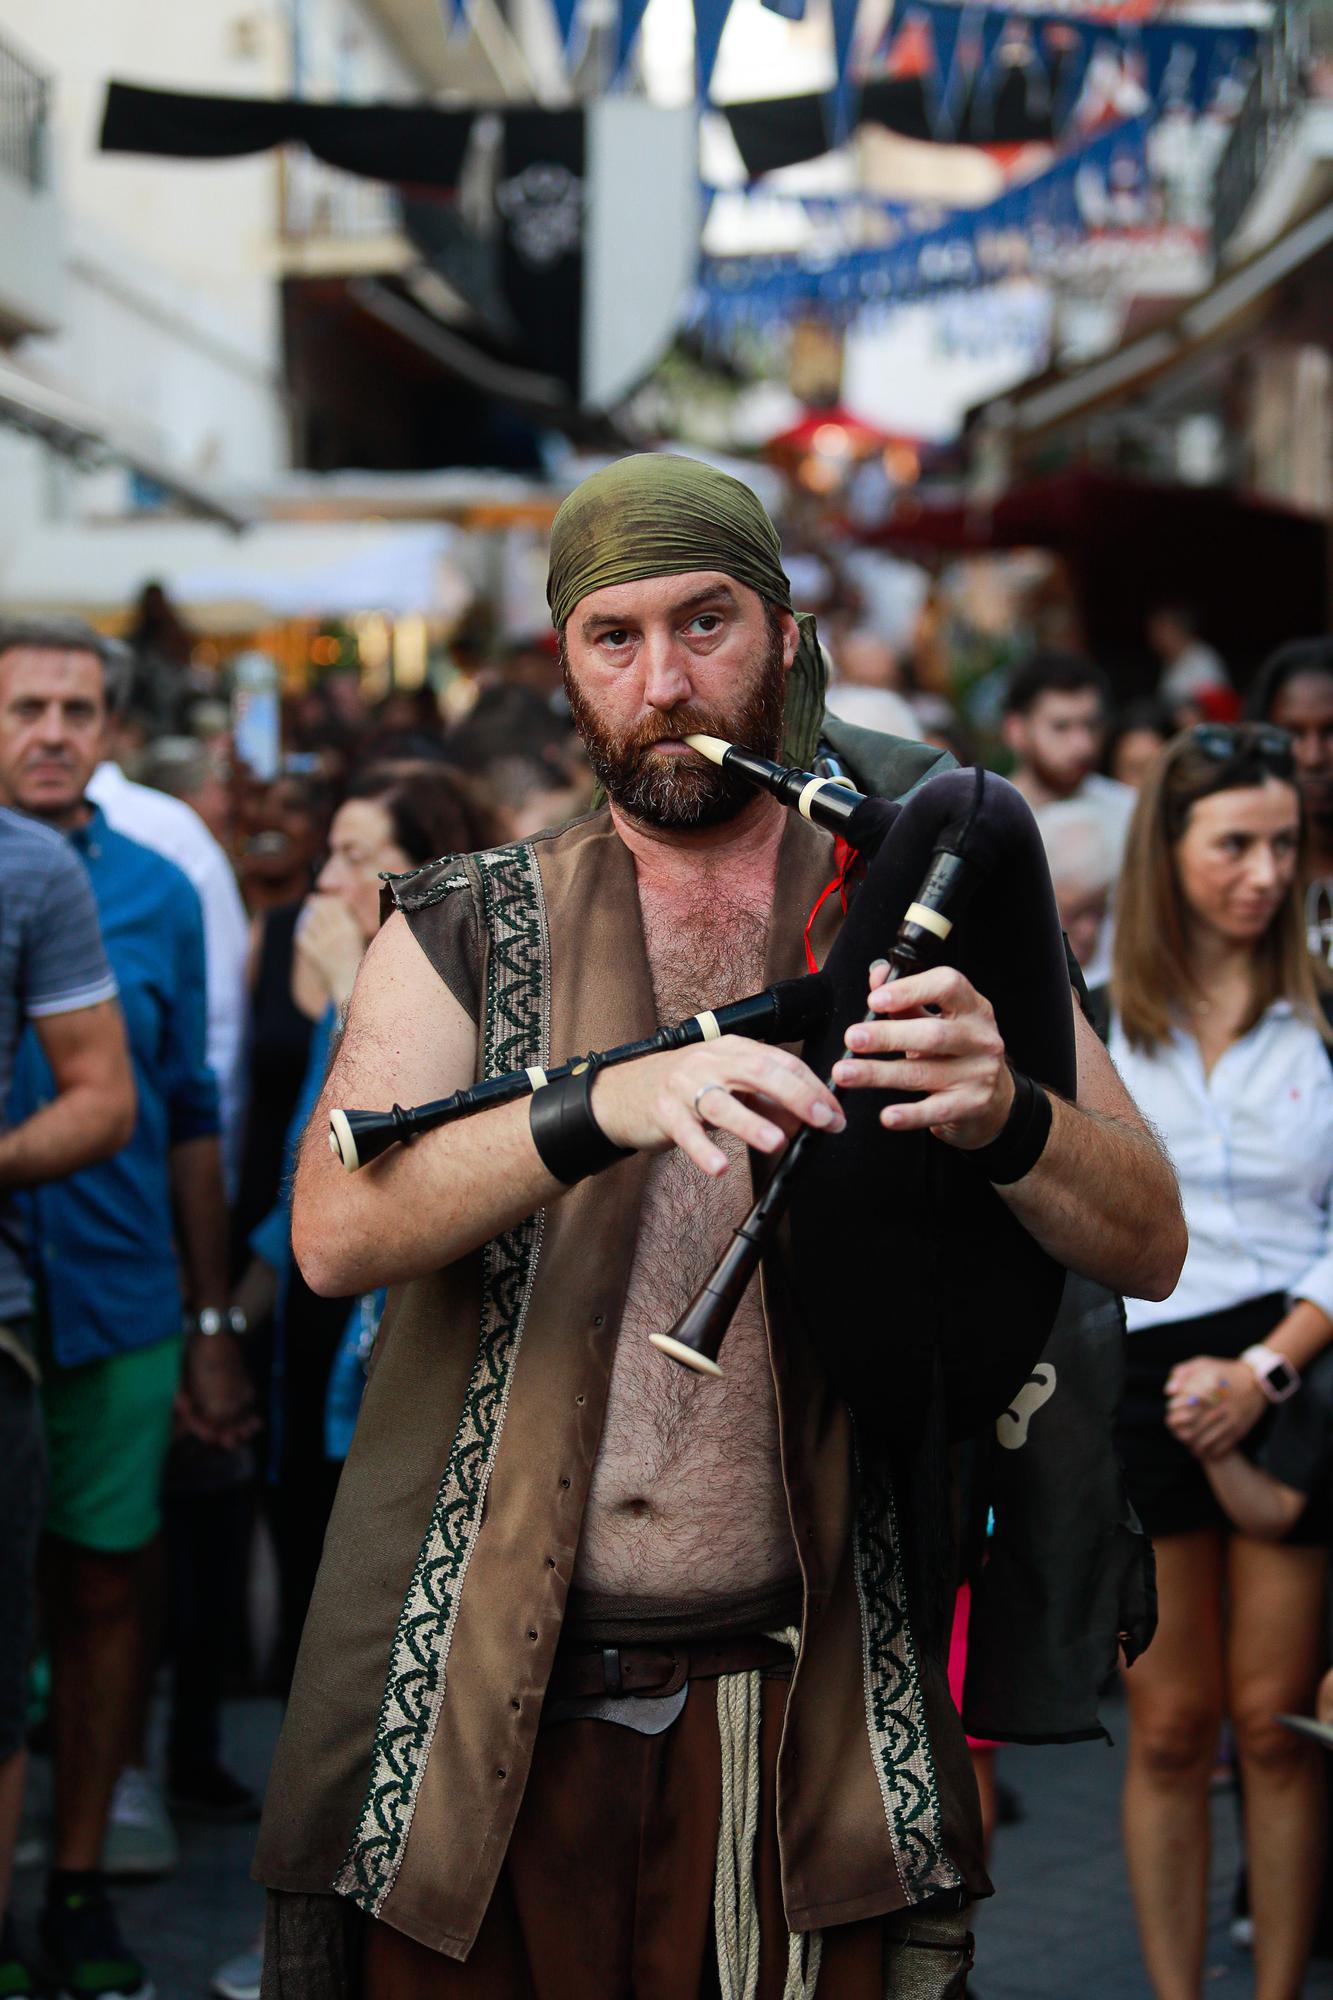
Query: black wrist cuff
[
  {"left": 967, "top": 1069, "right": 1053, "bottom": 1185},
  {"left": 529, "top": 1060, "right": 633, "bottom": 1186}
]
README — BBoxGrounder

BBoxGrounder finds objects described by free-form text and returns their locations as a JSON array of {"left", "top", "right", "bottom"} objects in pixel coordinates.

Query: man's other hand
[{"left": 831, "top": 962, "right": 1015, "bottom": 1149}]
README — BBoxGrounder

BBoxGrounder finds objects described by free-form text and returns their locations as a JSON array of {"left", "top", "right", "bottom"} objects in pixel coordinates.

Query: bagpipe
[
  {"left": 327, "top": 972, "right": 833, "bottom": 1172},
  {"left": 330, "top": 736, "right": 1077, "bottom": 1438},
  {"left": 693, "top": 739, "right": 1152, "bottom": 1733},
  {"left": 652, "top": 733, "right": 1078, "bottom": 1439}
]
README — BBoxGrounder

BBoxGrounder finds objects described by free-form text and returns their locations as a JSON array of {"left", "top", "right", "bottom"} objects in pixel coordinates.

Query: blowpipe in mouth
[{"left": 683, "top": 733, "right": 730, "bottom": 766}]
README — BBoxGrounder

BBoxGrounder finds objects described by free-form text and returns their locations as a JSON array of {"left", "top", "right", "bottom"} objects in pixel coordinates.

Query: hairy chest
[
  {"left": 638, "top": 878, "right": 771, "bottom": 1024},
  {"left": 601, "top": 884, "right": 778, "bottom": 1469}
]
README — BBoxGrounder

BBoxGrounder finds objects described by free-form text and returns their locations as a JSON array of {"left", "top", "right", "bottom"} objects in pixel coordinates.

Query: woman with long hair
[{"left": 1111, "top": 723, "right": 1333, "bottom": 2000}]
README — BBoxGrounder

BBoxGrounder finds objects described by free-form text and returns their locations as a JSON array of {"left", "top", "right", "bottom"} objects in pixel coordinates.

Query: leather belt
[{"left": 548, "top": 1633, "right": 793, "bottom": 1703}]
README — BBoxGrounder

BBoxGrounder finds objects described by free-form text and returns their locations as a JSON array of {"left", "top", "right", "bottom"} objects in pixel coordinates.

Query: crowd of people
[
  {"left": 0, "top": 611, "right": 595, "bottom": 2000},
  {"left": 880, "top": 629, "right": 1333, "bottom": 2000},
  {"left": 0, "top": 540, "right": 1330, "bottom": 2000}
]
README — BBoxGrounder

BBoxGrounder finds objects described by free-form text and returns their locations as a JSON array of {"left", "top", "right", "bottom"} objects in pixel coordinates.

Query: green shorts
[{"left": 41, "top": 1336, "right": 183, "bottom": 1554}]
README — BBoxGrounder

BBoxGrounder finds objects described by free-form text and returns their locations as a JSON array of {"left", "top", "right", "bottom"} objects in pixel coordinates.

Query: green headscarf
[{"left": 547, "top": 453, "right": 827, "bottom": 770}]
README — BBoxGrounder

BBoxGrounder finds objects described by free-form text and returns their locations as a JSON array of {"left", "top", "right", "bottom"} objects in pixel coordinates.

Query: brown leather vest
[{"left": 253, "top": 808, "right": 986, "bottom": 1961}]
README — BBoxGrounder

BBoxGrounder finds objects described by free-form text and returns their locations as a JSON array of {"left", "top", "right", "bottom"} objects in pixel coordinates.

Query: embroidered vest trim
[
  {"left": 335, "top": 841, "right": 551, "bottom": 1914},
  {"left": 852, "top": 1441, "right": 961, "bottom": 1903}
]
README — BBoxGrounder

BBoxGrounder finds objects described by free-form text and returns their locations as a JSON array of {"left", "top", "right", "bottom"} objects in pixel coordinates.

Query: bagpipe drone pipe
[{"left": 668, "top": 742, "right": 1078, "bottom": 1447}]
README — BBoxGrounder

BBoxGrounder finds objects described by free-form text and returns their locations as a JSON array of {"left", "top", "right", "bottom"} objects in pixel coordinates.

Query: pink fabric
[{"left": 948, "top": 1584, "right": 997, "bottom": 1755}]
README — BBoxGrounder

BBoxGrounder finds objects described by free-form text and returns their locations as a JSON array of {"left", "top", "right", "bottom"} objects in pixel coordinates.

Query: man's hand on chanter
[
  {"left": 831, "top": 958, "right": 1185, "bottom": 1302},
  {"left": 830, "top": 960, "right": 1016, "bottom": 1151},
  {"left": 591, "top": 1035, "right": 845, "bottom": 1179}
]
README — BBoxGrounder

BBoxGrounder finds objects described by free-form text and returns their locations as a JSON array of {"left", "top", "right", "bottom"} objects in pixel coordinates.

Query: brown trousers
[{"left": 362, "top": 1677, "right": 973, "bottom": 1999}]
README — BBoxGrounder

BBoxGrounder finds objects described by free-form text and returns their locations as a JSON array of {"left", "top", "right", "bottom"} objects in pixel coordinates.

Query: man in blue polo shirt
[
  {"left": 0, "top": 617, "right": 254, "bottom": 2000},
  {"left": 0, "top": 806, "right": 135, "bottom": 2000}
]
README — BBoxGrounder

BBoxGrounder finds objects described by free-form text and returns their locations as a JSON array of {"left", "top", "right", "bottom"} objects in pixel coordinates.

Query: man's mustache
[{"left": 622, "top": 711, "right": 725, "bottom": 757}]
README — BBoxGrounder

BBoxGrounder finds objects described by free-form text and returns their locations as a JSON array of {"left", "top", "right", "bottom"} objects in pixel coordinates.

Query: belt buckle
[{"left": 601, "top": 1645, "right": 623, "bottom": 1695}]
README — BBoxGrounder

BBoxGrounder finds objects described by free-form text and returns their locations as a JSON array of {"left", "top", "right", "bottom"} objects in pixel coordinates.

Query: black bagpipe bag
[
  {"left": 778, "top": 765, "right": 1155, "bottom": 1737},
  {"left": 786, "top": 766, "right": 1077, "bottom": 1445}
]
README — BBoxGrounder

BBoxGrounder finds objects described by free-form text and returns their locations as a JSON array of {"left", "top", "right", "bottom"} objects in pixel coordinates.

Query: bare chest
[
  {"left": 637, "top": 878, "right": 770, "bottom": 1024},
  {"left": 575, "top": 883, "right": 797, "bottom": 1600}
]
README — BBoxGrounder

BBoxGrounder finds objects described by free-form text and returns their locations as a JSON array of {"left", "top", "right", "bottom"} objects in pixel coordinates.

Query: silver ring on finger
[{"left": 692, "top": 1081, "right": 727, "bottom": 1124}]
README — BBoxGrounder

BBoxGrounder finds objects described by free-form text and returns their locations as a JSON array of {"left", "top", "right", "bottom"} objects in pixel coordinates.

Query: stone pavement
[
  {"left": 12, "top": 1685, "right": 1333, "bottom": 1997},
  {"left": 977, "top": 1685, "right": 1333, "bottom": 1998},
  {"left": 11, "top": 1699, "right": 280, "bottom": 2000}
]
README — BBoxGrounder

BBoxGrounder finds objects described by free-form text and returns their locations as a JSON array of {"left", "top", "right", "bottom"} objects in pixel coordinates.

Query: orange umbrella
[{"left": 764, "top": 405, "right": 924, "bottom": 493}]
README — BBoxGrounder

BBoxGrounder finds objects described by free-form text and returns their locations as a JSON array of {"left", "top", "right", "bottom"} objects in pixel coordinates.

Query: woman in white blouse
[{"left": 1110, "top": 722, "right": 1333, "bottom": 2000}]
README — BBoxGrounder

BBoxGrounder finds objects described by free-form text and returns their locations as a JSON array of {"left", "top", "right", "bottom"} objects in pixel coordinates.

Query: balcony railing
[
  {"left": 1212, "top": 0, "right": 1315, "bottom": 255},
  {"left": 0, "top": 31, "right": 48, "bottom": 192},
  {"left": 280, "top": 148, "right": 401, "bottom": 243}
]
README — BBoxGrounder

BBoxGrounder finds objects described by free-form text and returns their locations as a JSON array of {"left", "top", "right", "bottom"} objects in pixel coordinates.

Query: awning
[
  {"left": 970, "top": 198, "right": 1333, "bottom": 452},
  {"left": 870, "top": 467, "right": 1323, "bottom": 555},
  {"left": 0, "top": 357, "right": 251, "bottom": 532},
  {"left": 0, "top": 518, "right": 474, "bottom": 627},
  {"left": 865, "top": 469, "right": 1328, "bottom": 682},
  {"left": 173, "top": 523, "right": 467, "bottom": 619}
]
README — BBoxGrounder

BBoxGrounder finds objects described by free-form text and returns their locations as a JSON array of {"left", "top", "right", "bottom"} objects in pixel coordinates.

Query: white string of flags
[
  {"left": 426, "top": 0, "right": 1261, "bottom": 335},
  {"left": 435, "top": 0, "right": 1260, "bottom": 121},
  {"left": 718, "top": 2, "right": 1257, "bottom": 169},
  {"left": 694, "top": 112, "right": 1160, "bottom": 323}
]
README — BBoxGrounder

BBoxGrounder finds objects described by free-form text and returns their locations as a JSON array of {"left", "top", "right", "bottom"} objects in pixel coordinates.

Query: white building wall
[
  {"left": 0, "top": 0, "right": 432, "bottom": 543},
  {"left": 0, "top": 432, "right": 62, "bottom": 548},
  {"left": 25, "top": 214, "right": 288, "bottom": 492},
  {"left": 297, "top": 0, "right": 425, "bottom": 98},
  {"left": 0, "top": 167, "right": 64, "bottom": 337},
  {"left": 0, "top": 1, "right": 288, "bottom": 355}
]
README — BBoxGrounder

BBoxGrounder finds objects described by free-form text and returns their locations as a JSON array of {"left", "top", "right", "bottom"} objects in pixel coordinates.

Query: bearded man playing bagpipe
[{"left": 254, "top": 457, "right": 1185, "bottom": 1999}]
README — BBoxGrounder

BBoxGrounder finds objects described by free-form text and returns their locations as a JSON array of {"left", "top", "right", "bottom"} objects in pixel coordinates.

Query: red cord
[{"left": 803, "top": 836, "right": 857, "bottom": 973}]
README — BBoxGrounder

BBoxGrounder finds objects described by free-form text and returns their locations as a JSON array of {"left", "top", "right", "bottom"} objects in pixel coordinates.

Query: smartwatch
[{"left": 1240, "top": 1344, "right": 1301, "bottom": 1404}]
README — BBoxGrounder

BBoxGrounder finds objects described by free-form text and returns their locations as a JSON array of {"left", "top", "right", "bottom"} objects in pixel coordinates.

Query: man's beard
[
  {"left": 1030, "top": 752, "right": 1090, "bottom": 801},
  {"left": 563, "top": 622, "right": 788, "bottom": 830}
]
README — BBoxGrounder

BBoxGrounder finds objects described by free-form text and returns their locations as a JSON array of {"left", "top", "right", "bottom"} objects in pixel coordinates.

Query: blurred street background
[{"left": 4, "top": 0, "right": 1333, "bottom": 699}]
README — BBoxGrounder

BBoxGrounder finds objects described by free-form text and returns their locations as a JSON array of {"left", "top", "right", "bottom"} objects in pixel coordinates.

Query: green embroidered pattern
[
  {"left": 384, "top": 851, "right": 469, "bottom": 913},
  {"left": 334, "top": 841, "right": 550, "bottom": 1914},
  {"left": 851, "top": 1442, "right": 961, "bottom": 1903}
]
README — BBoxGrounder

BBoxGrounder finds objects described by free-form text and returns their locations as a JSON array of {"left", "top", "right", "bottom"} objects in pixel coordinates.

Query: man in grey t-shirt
[{"left": 0, "top": 806, "right": 135, "bottom": 1993}]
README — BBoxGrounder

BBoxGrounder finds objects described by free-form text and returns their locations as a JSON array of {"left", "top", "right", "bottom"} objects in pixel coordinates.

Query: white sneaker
[
  {"left": 100, "top": 1767, "right": 180, "bottom": 1879},
  {"left": 211, "top": 1934, "right": 262, "bottom": 2000}
]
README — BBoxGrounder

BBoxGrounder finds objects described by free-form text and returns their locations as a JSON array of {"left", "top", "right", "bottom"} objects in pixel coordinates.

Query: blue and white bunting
[
  {"left": 615, "top": 0, "right": 655, "bottom": 76},
  {"left": 549, "top": 0, "right": 583, "bottom": 54},
  {"left": 694, "top": 0, "right": 737, "bottom": 96},
  {"left": 827, "top": 0, "right": 864, "bottom": 145},
  {"left": 697, "top": 114, "right": 1155, "bottom": 321}
]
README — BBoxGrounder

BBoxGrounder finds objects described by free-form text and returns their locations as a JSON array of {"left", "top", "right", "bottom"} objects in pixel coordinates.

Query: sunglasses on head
[{"left": 1191, "top": 723, "right": 1295, "bottom": 774}]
